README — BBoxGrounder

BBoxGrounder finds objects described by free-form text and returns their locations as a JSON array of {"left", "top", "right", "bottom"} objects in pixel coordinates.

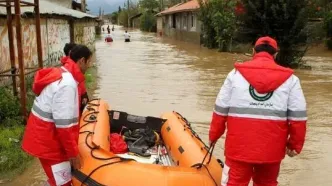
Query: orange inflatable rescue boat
[{"left": 72, "top": 99, "right": 223, "bottom": 186}]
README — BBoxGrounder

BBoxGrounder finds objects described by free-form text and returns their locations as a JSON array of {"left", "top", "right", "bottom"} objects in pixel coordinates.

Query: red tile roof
[{"left": 157, "top": 0, "right": 200, "bottom": 16}]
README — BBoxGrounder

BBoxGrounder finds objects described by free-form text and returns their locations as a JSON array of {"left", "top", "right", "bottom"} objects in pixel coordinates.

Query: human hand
[
  {"left": 70, "top": 155, "right": 82, "bottom": 170},
  {"left": 286, "top": 148, "right": 298, "bottom": 158},
  {"left": 209, "top": 140, "right": 216, "bottom": 146},
  {"left": 82, "top": 98, "right": 88, "bottom": 105}
]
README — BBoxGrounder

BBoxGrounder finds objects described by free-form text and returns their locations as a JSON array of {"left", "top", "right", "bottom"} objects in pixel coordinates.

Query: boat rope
[
  {"left": 191, "top": 142, "right": 215, "bottom": 168},
  {"left": 77, "top": 101, "right": 218, "bottom": 186},
  {"left": 202, "top": 142, "right": 215, "bottom": 166},
  {"left": 201, "top": 164, "right": 218, "bottom": 186},
  {"left": 174, "top": 111, "right": 222, "bottom": 186},
  {"left": 77, "top": 99, "right": 135, "bottom": 186},
  {"left": 191, "top": 143, "right": 217, "bottom": 186},
  {"left": 174, "top": 111, "right": 209, "bottom": 150}
]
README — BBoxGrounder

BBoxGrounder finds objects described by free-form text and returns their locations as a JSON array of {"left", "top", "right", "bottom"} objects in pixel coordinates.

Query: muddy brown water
[{"left": 4, "top": 26, "right": 332, "bottom": 186}]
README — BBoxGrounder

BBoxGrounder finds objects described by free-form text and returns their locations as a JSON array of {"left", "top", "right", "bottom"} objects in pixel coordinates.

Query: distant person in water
[
  {"left": 105, "top": 34, "right": 113, "bottom": 43},
  {"left": 107, "top": 25, "right": 110, "bottom": 34},
  {"left": 112, "top": 25, "right": 115, "bottom": 31},
  {"left": 124, "top": 30, "right": 131, "bottom": 42}
]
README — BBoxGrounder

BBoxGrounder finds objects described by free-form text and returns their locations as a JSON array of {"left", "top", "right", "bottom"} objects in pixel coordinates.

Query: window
[
  {"left": 183, "top": 14, "right": 187, "bottom": 30},
  {"left": 191, "top": 14, "right": 196, "bottom": 28},
  {"left": 176, "top": 15, "right": 180, "bottom": 29}
]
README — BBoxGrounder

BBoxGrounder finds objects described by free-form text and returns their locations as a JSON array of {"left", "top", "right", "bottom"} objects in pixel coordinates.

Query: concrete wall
[
  {"left": 159, "top": 11, "right": 201, "bottom": 44},
  {"left": 0, "top": 17, "right": 96, "bottom": 74},
  {"left": 46, "top": 19, "right": 71, "bottom": 66},
  {"left": 74, "top": 20, "right": 96, "bottom": 51},
  {"left": 167, "top": 28, "right": 201, "bottom": 44},
  {"left": 157, "top": 17, "right": 163, "bottom": 34},
  {"left": 0, "top": 18, "right": 49, "bottom": 72}
]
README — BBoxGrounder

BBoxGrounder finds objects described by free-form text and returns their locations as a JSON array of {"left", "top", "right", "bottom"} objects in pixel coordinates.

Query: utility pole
[{"left": 127, "top": 0, "right": 130, "bottom": 28}]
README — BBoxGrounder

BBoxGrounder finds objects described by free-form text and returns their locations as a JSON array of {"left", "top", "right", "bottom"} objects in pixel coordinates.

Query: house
[
  {"left": 156, "top": 0, "right": 201, "bottom": 44},
  {"left": 0, "top": 0, "right": 97, "bottom": 74}
]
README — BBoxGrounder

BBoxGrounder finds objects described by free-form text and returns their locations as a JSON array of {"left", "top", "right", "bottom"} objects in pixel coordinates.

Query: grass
[
  {"left": 85, "top": 62, "right": 99, "bottom": 96},
  {"left": 0, "top": 86, "right": 34, "bottom": 180},
  {"left": 0, "top": 125, "right": 34, "bottom": 180}
]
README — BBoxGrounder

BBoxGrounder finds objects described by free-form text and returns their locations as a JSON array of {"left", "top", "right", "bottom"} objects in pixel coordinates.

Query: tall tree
[
  {"left": 240, "top": 0, "right": 309, "bottom": 67},
  {"left": 139, "top": 0, "right": 160, "bottom": 10}
]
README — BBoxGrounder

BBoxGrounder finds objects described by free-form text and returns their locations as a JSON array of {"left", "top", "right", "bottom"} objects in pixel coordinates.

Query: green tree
[
  {"left": 140, "top": 11, "right": 157, "bottom": 32},
  {"left": 139, "top": 0, "right": 160, "bottom": 10},
  {"left": 138, "top": 0, "right": 159, "bottom": 32},
  {"left": 198, "top": 0, "right": 237, "bottom": 51},
  {"left": 118, "top": 10, "right": 129, "bottom": 27},
  {"left": 240, "top": 0, "right": 309, "bottom": 68},
  {"left": 110, "top": 12, "right": 119, "bottom": 24}
]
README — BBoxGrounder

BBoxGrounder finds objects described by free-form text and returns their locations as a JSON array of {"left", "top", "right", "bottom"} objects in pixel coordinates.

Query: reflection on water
[{"left": 5, "top": 26, "right": 332, "bottom": 185}]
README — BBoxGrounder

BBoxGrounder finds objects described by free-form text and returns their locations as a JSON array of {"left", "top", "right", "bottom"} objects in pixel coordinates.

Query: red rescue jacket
[
  {"left": 61, "top": 56, "right": 88, "bottom": 113},
  {"left": 209, "top": 52, "right": 307, "bottom": 163},
  {"left": 22, "top": 62, "right": 84, "bottom": 161}
]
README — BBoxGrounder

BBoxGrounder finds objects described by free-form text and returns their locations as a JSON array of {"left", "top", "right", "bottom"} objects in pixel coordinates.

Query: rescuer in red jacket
[
  {"left": 61, "top": 43, "right": 90, "bottom": 115},
  {"left": 105, "top": 34, "right": 113, "bottom": 42},
  {"left": 209, "top": 36, "right": 307, "bottom": 186},
  {"left": 22, "top": 45, "right": 93, "bottom": 186}
]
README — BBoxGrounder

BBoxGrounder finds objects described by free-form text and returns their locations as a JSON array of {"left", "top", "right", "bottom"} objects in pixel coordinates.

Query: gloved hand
[
  {"left": 80, "top": 93, "right": 89, "bottom": 114},
  {"left": 286, "top": 147, "right": 298, "bottom": 157},
  {"left": 70, "top": 155, "right": 83, "bottom": 170}
]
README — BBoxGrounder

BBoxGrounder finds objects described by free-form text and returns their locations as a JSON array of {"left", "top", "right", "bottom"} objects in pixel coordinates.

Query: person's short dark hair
[
  {"left": 254, "top": 44, "right": 277, "bottom": 56},
  {"left": 63, "top": 43, "right": 77, "bottom": 56},
  {"left": 69, "top": 45, "right": 92, "bottom": 63}
]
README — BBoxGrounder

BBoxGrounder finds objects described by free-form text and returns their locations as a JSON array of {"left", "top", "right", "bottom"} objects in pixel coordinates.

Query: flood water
[{"left": 5, "top": 26, "right": 332, "bottom": 185}]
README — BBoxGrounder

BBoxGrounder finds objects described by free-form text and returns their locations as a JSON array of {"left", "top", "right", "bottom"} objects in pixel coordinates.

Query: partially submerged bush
[
  {"left": 323, "top": 11, "right": 332, "bottom": 50},
  {"left": 140, "top": 12, "right": 157, "bottom": 32},
  {"left": 198, "top": 0, "right": 237, "bottom": 51}
]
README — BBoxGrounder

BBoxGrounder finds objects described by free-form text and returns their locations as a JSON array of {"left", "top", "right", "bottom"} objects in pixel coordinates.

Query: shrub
[
  {"left": 323, "top": 11, "right": 332, "bottom": 49},
  {"left": 140, "top": 12, "right": 157, "bottom": 32},
  {"left": 198, "top": 0, "right": 237, "bottom": 51},
  {"left": 0, "top": 88, "right": 23, "bottom": 127}
]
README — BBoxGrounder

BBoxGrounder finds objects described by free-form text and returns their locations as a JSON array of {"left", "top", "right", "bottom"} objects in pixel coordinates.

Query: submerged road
[{"left": 7, "top": 26, "right": 332, "bottom": 185}]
